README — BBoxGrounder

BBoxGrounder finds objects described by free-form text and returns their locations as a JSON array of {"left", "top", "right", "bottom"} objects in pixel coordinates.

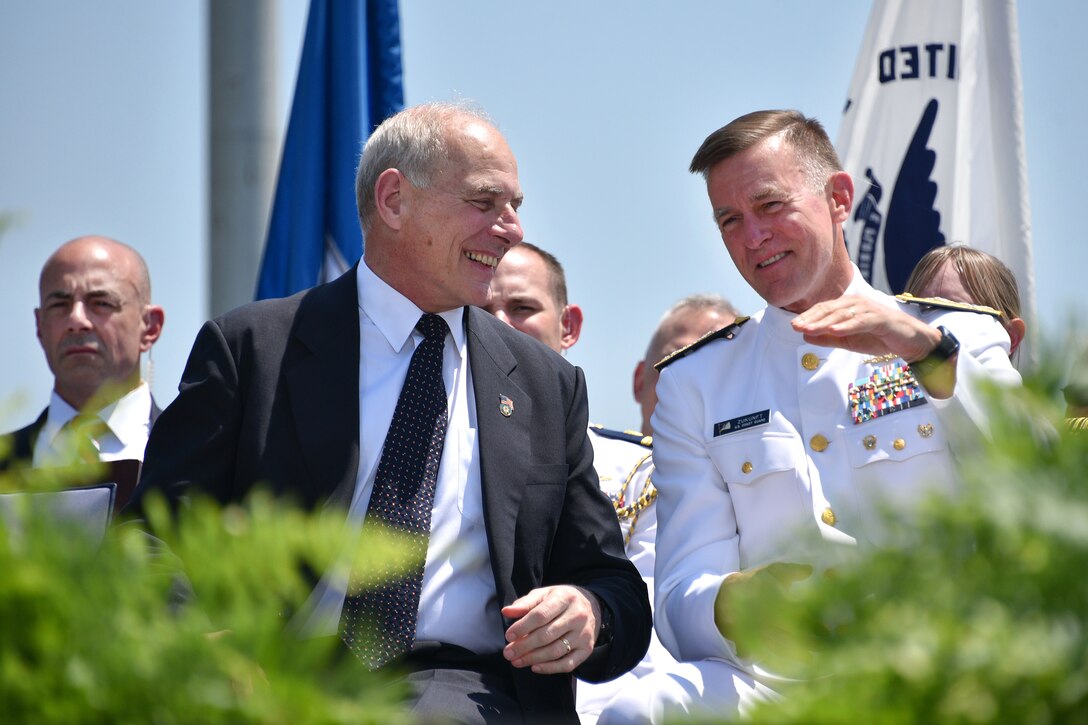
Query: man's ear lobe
[
  {"left": 140, "top": 305, "right": 165, "bottom": 352},
  {"left": 828, "top": 171, "right": 854, "bottom": 223},
  {"left": 560, "top": 304, "right": 583, "bottom": 350},
  {"left": 374, "top": 168, "right": 405, "bottom": 230},
  {"left": 633, "top": 360, "right": 646, "bottom": 402}
]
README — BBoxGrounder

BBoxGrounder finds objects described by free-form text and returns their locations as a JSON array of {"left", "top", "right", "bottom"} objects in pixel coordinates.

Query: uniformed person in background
[
  {"left": 488, "top": 243, "right": 751, "bottom": 725},
  {"left": 641, "top": 110, "right": 1021, "bottom": 722},
  {"left": 633, "top": 294, "right": 739, "bottom": 437},
  {"left": 484, "top": 243, "right": 656, "bottom": 575},
  {"left": 903, "top": 243, "right": 1027, "bottom": 360}
]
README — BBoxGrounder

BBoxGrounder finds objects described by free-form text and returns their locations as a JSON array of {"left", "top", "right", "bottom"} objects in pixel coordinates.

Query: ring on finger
[{"left": 561, "top": 637, "right": 572, "bottom": 655}]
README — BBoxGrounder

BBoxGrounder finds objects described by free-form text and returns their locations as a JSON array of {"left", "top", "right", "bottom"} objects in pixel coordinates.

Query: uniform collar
[{"left": 763, "top": 263, "right": 879, "bottom": 341}]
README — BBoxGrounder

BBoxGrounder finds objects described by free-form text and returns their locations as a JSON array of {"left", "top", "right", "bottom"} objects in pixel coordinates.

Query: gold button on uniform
[
  {"left": 810, "top": 434, "right": 829, "bottom": 452},
  {"left": 893, "top": 438, "right": 906, "bottom": 451},
  {"left": 801, "top": 353, "right": 820, "bottom": 371},
  {"left": 862, "top": 434, "right": 877, "bottom": 450},
  {"left": 741, "top": 461, "right": 753, "bottom": 474},
  {"left": 821, "top": 507, "right": 837, "bottom": 526}
]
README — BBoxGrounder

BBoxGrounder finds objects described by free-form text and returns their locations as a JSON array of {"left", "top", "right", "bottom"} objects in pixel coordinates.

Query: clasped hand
[{"left": 501, "top": 584, "right": 601, "bottom": 674}]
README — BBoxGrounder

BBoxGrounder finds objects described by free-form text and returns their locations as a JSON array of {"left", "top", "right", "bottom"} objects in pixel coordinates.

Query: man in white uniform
[{"left": 645, "top": 110, "right": 1020, "bottom": 721}]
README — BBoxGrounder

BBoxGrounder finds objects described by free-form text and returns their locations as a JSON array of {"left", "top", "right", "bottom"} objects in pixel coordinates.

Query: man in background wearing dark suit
[
  {"left": 1, "top": 235, "right": 165, "bottom": 508},
  {"left": 131, "top": 103, "right": 650, "bottom": 723}
]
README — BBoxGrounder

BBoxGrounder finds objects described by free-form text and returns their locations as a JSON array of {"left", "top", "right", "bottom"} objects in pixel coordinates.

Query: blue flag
[{"left": 256, "top": 0, "right": 403, "bottom": 301}]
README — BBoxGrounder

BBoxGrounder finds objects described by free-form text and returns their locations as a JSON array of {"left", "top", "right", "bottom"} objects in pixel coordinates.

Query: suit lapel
[
  {"left": 285, "top": 268, "right": 362, "bottom": 507},
  {"left": 5, "top": 408, "right": 48, "bottom": 466},
  {"left": 467, "top": 307, "right": 531, "bottom": 601}
]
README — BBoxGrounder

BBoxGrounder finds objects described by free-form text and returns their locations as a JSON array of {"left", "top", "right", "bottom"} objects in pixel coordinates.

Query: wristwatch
[{"left": 910, "top": 325, "right": 959, "bottom": 379}]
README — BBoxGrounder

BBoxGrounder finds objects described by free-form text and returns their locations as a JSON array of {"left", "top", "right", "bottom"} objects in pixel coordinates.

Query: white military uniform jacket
[{"left": 651, "top": 267, "right": 1020, "bottom": 672}]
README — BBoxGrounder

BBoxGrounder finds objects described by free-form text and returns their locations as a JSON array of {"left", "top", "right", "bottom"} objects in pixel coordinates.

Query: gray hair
[
  {"left": 355, "top": 101, "right": 493, "bottom": 232},
  {"left": 645, "top": 293, "right": 739, "bottom": 361},
  {"left": 660, "top": 293, "right": 739, "bottom": 322}
]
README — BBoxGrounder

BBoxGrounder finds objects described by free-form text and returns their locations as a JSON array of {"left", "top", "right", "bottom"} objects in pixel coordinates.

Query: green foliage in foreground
[
  {"left": 0, "top": 490, "right": 413, "bottom": 724},
  {"left": 727, "top": 363, "right": 1088, "bottom": 723}
]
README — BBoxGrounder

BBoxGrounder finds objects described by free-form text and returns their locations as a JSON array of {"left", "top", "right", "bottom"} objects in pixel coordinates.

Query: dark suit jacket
[
  {"left": 1, "top": 400, "right": 160, "bottom": 512},
  {"left": 130, "top": 265, "right": 651, "bottom": 720},
  {"left": 1, "top": 408, "right": 48, "bottom": 466}
]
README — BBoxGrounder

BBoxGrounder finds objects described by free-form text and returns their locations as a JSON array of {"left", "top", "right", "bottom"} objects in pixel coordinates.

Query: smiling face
[
  {"left": 370, "top": 116, "right": 524, "bottom": 312},
  {"left": 35, "top": 237, "right": 163, "bottom": 410},
  {"left": 707, "top": 134, "right": 854, "bottom": 313}
]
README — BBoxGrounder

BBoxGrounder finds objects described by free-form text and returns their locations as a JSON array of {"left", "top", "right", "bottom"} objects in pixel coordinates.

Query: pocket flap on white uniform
[
  {"left": 707, "top": 430, "right": 799, "bottom": 486},
  {"left": 844, "top": 411, "right": 947, "bottom": 468}
]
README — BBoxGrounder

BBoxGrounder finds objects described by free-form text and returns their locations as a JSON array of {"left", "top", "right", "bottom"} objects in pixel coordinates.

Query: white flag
[{"left": 837, "top": 0, "right": 1035, "bottom": 358}]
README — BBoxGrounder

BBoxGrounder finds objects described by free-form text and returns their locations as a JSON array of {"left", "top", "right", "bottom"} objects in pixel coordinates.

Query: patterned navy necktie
[{"left": 340, "top": 313, "right": 450, "bottom": 668}]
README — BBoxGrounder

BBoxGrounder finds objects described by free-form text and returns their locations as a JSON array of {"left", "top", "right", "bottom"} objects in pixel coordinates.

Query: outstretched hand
[{"left": 791, "top": 295, "right": 940, "bottom": 363}]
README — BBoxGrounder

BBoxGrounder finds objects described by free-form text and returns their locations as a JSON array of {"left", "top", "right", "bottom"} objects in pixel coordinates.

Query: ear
[
  {"left": 633, "top": 360, "right": 646, "bottom": 402},
  {"left": 560, "top": 303, "right": 583, "bottom": 350},
  {"left": 34, "top": 307, "right": 42, "bottom": 342},
  {"left": 374, "top": 168, "right": 406, "bottom": 231},
  {"left": 828, "top": 171, "right": 854, "bottom": 224},
  {"left": 1006, "top": 316, "right": 1026, "bottom": 356},
  {"left": 140, "top": 305, "right": 165, "bottom": 352}
]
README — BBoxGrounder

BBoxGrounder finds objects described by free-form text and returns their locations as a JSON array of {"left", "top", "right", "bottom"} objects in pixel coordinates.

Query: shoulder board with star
[
  {"left": 589, "top": 424, "right": 652, "bottom": 448},
  {"left": 895, "top": 293, "right": 1002, "bottom": 319},
  {"left": 653, "top": 316, "right": 750, "bottom": 372}
]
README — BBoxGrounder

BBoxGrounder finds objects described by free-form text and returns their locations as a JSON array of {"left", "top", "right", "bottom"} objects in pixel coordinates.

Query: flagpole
[{"left": 209, "top": 0, "right": 280, "bottom": 318}]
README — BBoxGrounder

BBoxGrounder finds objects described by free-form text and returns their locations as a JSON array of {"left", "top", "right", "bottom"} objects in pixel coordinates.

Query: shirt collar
[
  {"left": 356, "top": 260, "right": 466, "bottom": 354},
  {"left": 44, "top": 382, "right": 152, "bottom": 447}
]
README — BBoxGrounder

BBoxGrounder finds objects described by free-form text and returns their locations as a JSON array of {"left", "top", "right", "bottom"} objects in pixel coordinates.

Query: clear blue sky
[{"left": 1, "top": 1, "right": 1084, "bottom": 431}]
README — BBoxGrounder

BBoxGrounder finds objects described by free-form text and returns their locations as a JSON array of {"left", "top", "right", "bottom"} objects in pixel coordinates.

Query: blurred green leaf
[{"left": 0, "top": 483, "right": 414, "bottom": 723}]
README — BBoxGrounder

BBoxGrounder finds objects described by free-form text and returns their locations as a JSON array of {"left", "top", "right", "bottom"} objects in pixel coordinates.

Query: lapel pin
[{"left": 499, "top": 394, "right": 514, "bottom": 417}]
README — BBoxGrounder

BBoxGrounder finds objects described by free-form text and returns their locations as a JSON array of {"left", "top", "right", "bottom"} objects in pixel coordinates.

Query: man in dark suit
[
  {"left": 131, "top": 103, "right": 650, "bottom": 722},
  {"left": 1, "top": 236, "right": 165, "bottom": 509}
]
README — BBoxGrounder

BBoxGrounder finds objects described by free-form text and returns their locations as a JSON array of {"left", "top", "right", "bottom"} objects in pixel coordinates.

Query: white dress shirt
[
  {"left": 298, "top": 261, "right": 502, "bottom": 653},
  {"left": 33, "top": 382, "right": 154, "bottom": 466}
]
